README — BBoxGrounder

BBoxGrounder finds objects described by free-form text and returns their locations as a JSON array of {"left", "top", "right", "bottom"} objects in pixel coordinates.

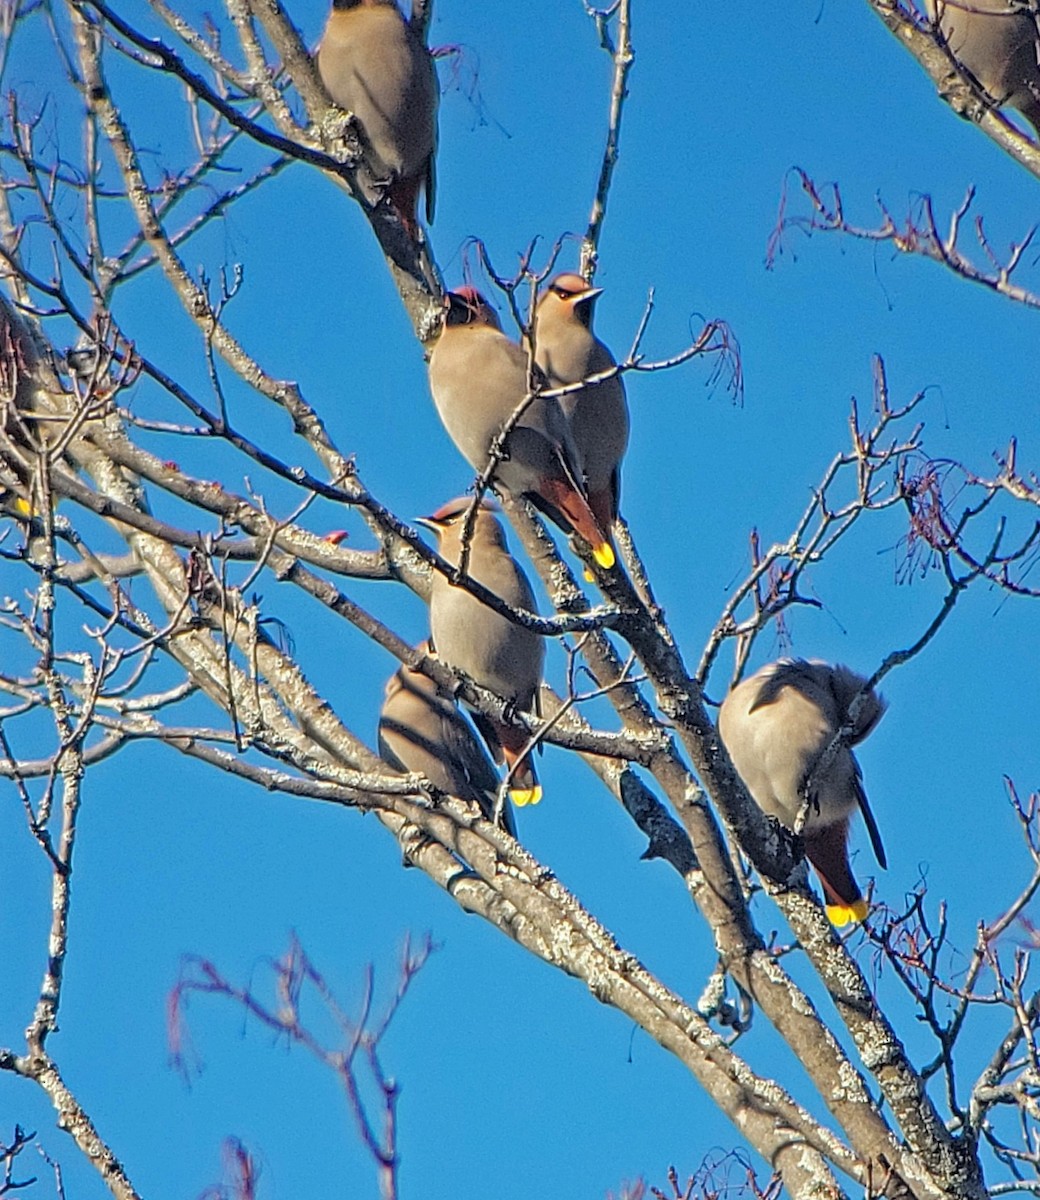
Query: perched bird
[
  {"left": 925, "top": 0, "right": 1040, "bottom": 137},
  {"left": 427, "top": 288, "right": 615, "bottom": 570},
  {"left": 418, "top": 498, "right": 545, "bottom": 806},
  {"left": 534, "top": 273, "right": 630, "bottom": 536},
  {"left": 316, "top": 0, "right": 438, "bottom": 234},
  {"left": 717, "top": 659, "right": 887, "bottom": 927},
  {"left": 378, "top": 644, "right": 517, "bottom": 836}
]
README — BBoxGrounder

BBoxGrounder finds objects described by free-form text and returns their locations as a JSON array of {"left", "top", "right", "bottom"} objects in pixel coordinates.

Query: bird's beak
[
  {"left": 415, "top": 516, "right": 441, "bottom": 532},
  {"left": 576, "top": 286, "right": 603, "bottom": 303}
]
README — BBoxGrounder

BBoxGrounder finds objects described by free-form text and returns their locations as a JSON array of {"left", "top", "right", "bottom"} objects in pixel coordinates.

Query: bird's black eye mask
[
  {"left": 556, "top": 288, "right": 596, "bottom": 327},
  {"left": 444, "top": 297, "right": 474, "bottom": 325}
]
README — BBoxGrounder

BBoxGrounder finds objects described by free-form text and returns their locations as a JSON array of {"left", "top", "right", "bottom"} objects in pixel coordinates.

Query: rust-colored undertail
[
  {"left": 804, "top": 819, "right": 869, "bottom": 927},
  {"left": 538, "top": 476, "right": 615, "bottom": 570},
  {"left": 493, "top": 720, "right": 542, "bottom": 807},
  {"left": 386, "top": 175, "right": 422, "bottom": 238},
  {"left": 588, "top": 483, "right": 619, "bottom": 545}
]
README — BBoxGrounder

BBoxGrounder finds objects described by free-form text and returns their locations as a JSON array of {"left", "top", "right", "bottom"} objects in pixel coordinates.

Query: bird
[
  {"left": 534, "top": 273, "right": 630, "bottom": 537},
  {"left": 378, "top": 644, "right": 517, "bottom": 836},
  {"left": 925, "top": 0, "right": 1040, "bottom": 137},
  {"left": 417, "top": 497, "right": 546, "bottom": 806},
  {"left": 427, "top": 288, "right": 616, "bottom": 571},
  {"left": 316, "top": 0, "right": 438, "bottom": 235},
  {"left": 717, "top": 659, "right": 887, "bottom": 927}
]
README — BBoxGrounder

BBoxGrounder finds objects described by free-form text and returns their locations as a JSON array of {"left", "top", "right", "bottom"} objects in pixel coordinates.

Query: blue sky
[{"left": 2, "top": 2, "right": 1039, "bottom": 1197}]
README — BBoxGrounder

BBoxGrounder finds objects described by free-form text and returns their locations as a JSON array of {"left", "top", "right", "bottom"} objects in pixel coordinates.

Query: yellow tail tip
[
  {"left": 592, "top": 542, "right": 615, "bottom": 569},
  {"left": 583, "top": 567, "right": 595, "bottom": 583},
  {"left": 826, "top": 898, "right": 869, "bottom": 928},
  {"left": 510, "top": 785, "right": 542, "bottom": 807},
  {"left": 7, "top": 497, "right": 35, "bottom": 518}
]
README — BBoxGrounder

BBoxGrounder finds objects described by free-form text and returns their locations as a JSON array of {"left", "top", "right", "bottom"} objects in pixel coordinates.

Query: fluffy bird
[
  {"left": 534, "top": 273, "right": 630, "bottom": 537},
  {"left": 428, "top": 288, "right": 616, "bottom": 570},
  {"left": 717, "top": 659, "right": 887, "bottom": 927},
  {"left": 317, "top": 0, "right": 438, "bottom": 234},
  {"left": 418, "top": 498, "right": 545, "bottom": 806},
  {"left": 926, "top": 0, "right": 1040, "bottom": 137},
  {"left": 378, "top": 645, "right": 517, "bottom": 836}
]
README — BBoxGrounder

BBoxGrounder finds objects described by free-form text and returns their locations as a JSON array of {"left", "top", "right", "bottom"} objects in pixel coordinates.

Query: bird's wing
[{"left": 852, "top": 763, "right": 887, "bottom": 869}]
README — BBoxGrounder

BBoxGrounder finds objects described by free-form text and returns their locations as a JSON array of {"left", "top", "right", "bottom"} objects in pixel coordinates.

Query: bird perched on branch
[
  {"left": 417, "top": 498, "right": 545, "bottom": 806},
  {"left": 378, "top": 645, "right": 517, "bottom": 836},
  {"left": 534, "top": 273, "right": 629, "bottom": 538},
  {"left": 717, "top": 659, "right": 887, "bottom": 927},
  {"left": 925, "top": 0, "right": 1040, "bottom": 137},
  {"left": 427, "top": 288, "right": 615, "bottom": 570},
  {"left": 317, "top": 0, "right": 438, "bottom": 235}
]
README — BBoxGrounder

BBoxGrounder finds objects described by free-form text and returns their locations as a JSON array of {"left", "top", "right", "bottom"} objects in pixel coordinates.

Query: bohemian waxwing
[
  {"left": 378, "top": 644, "right": 517, "bottom": 836},
  {"left": 317, "top": 0, "right": 438, "bottom": 234},
  {"left": 427, "top": 289, "right": 616, "bottom": 570},
  {"left": 925, "top": 0, "right": 1040, "bottom": 136},
  {"left": 717, "top": 659, "right": 887, "bottom": 927},
  {"left": 417, "top": 498, "right": 545, "bottom": 806},
  {"left": 534, "top": 273, "right": 630, "bottom": 535}
]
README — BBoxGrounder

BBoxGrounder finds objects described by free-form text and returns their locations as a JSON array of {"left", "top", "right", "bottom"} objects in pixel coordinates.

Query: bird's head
[
  {"left": 416, "top": 496, "right": 503, "bottom": 549},
  {"left": 384, "top": 643, "right": 440, "bottom": 704},
  {"left": 541, "top": 272, "right": 603, "bottom": 329},
  {"left": 442, "top": 288, "right": 501, "bottom": 331}
]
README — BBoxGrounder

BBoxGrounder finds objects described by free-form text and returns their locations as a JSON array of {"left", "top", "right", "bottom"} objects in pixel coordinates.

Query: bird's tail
[
  {"left": 386, "top": 176, "right": 422, "bottom": 239},
  {"left": 538, "top": 476, "right": 615, "bottom": 569},
  {"left": 589, "top": 479, "right": 620, "bottom": 534},
  {"left": 494, "top": 721, "right": 542, "bottom": 807},
  {"left": 805, "top": 820, "right": 869, "bottom": 927}
]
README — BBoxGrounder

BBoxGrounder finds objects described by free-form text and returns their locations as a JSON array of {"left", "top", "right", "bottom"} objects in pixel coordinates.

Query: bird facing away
[
  {"left": 417, "top": 498, "right": 545, "bottom": 806},
  {"left": 378, "top": 645, "right": 517, "bottom": 836},
  {"left": 717, "top": 659, "right": 887, "bottom": 927},
  {"left": 427, "top": 288, "right": 616, "bottom": 570},
  {"left": 925, "top": 0, "right": 1040, "bottom": 137},
  {"left": 317, "top": 0, "right": 438, "bottom": 234},
  {"left": 534, "top": 273, "right": 630, "bottom": 536}
]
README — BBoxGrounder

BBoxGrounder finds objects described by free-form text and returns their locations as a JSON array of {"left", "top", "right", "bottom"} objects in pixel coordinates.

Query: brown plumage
[
  {"left": 717, "top": 659, "right": 887, "bottom": 927},
  {"left": 418, "top": 498, "right": 545, "bottom": 805},
  {"left": 926, "top": 0, "right": 1040, "bottom": 136},
  {"left": 427, "top": 289, "right": 615, "bottom": 570},
  {"left": 534, "top": 273, "right": 629, "bottom": 537},
  {"left": 378, "top": 646, "right": 517, "bottom": 835},
  {"left": 317, "top": 0, "right": 438, "bottom": 234}
]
